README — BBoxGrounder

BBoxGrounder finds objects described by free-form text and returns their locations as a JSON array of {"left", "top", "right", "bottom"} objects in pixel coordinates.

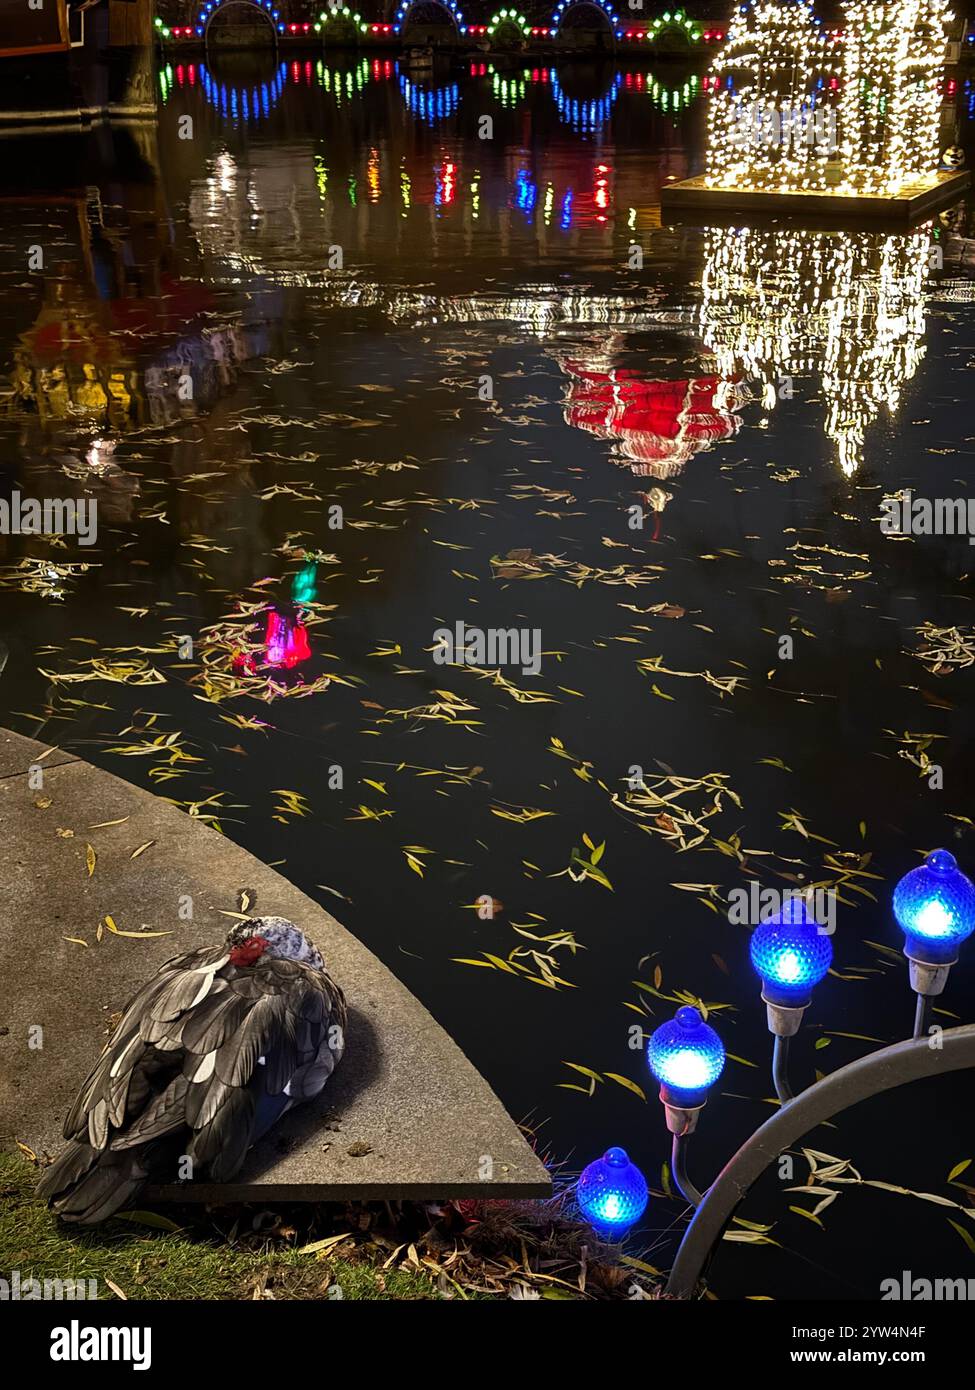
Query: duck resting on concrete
[{"left": 37, "top": 917, "right": 346, "bottom": 1225}]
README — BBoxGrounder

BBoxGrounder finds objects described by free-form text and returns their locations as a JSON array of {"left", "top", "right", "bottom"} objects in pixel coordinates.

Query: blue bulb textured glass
[
  {"left": 577, "top": 1147, "right": 648, "bottom": 1231},
  {"left": 893, "top": 849, "right": 975, "bottom": 964},
  {"left": 750, "top": 896, "right": 832, "bottom": 1004},
  {"left": 647, "top": 1005, "right": 725, "bottom": 1104}
]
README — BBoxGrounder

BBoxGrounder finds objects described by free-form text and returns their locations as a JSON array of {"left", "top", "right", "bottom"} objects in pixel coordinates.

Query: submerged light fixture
[
  {"left": 648, "top": 1005, "right": 725, "bottom": 1134},
  {"left": 750, "top": 895, "right": 832, "bottom": 1037},
  {"left": 576, "top": 1147, "right": 648, "bottom": 1233},
  {"left": 893, "top": 849, "right": 975, "bottom": 998}
]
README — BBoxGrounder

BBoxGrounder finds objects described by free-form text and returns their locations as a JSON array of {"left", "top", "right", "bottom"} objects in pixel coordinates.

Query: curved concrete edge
[{"left": 0, "top": 728, "right": 551, "bottom": 1202}]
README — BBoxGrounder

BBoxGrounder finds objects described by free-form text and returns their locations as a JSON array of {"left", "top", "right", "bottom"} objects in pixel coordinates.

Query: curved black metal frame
[{"left": 665, "top": 1023, "right": 975, "bottom": 1299}]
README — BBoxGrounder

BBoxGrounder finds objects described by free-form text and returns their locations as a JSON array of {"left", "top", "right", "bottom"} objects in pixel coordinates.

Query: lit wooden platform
[{"left": 661, "top": 169, "right": 971, "bottom": 227}]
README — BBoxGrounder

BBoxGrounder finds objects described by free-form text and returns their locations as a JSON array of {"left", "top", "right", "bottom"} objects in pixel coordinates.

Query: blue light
[
  {"left": 893, "top": 849, "right": 975, "bottom": 964},
  {"left": 750, "top": 896, "right": 832, "bottom": 1005},
  {"left": 576, "top": 1147, "right": 648, "bottom": 1232},
  {"left": 647, "top": 1005, "right": 725, "bottom": 1106}
]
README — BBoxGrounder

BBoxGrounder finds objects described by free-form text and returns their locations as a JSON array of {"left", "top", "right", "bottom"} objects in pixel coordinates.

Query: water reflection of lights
[
  {"left": 700, "top": 226, "right": 930, "bottom": 476},
  {"left": 318, "top": 56, "right": 371, "bottom": 100},
  {"left": 550, "top": 69, "right": 622, "bottom": 133},
  {"left": 162, "top": 54, "right": 693, "bottom": 130},
  {"left": 560, "top": 359, "right": 745, "bottom": 483},
  {"left": 493, "top": 71, "right": 527, "bottom": 107},
  {"left": 399, "top": 73, "right": 461, "bottom": 122},
  {"left": 160, "top": 61, "right": 290, "bottom": 118},
  {"left": 512, "top": 167, "right": 536, "bottom": 216}
]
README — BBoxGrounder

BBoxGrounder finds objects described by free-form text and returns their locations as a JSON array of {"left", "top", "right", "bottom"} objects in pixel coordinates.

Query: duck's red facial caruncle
[{"left": 229, "top": 935, "right": 270, "bottom": 967}]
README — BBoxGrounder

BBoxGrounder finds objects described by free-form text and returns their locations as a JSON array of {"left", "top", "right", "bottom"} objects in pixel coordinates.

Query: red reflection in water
[
  {"left": 561, "top": 364, "right": 744, "bottom": 475},
  {"left": 265, "top": 608, "right": 311, "bottom": 668}
]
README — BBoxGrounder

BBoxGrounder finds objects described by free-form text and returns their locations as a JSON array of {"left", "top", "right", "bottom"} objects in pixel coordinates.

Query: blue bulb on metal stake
[
  {"left": 577, "top": 1147, "right": 648, "bottom": 1233},
  {"left": 648, "top": 1005, "right": 725, "bottom": 1107},
  {"left": 750, "top": 896, "right": 832, "bottom": 1007},
  {"left": 894, "top": 849, "right": 975, "bottom": 966}
]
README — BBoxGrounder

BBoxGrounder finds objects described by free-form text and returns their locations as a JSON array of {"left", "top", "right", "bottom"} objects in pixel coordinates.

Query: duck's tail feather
[{"left": 36, "top": 1139, "right": 151, "bottom": 1227}]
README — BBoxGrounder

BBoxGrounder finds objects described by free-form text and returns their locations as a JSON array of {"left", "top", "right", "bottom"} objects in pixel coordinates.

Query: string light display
[
  {"left": 704, "top": 0, "right": 948, "bottom": 197},
  {"left": 393, "top": 0, "right": 467, "bottom": 36},
  {"left": 487, "top": 8, "right": 531, "bottom": 38},
  {"left": 839, "top": 0, "right": 949, "bottom": 194},
  {"left": 315, "top": 6, "right": 369, "bottom": 36},
  {"left": 551, "top": 0, "right": 622, "bottom": 41},
  {"left": 647, "top": 9, "right": 702, "bottom": 45},
  {"left": 699, "top": 224, "right": 930, "bottom": 475}
]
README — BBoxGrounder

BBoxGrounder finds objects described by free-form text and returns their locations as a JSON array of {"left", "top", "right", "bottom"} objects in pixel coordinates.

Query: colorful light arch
[
  {"left": 487, "top": 8, "right": 531, "bottom": 37},
  {"left": 392, "top": 0, "right": 468, "bottom": 35},
  {"left": 192, "top": 0, "right": 283, "bottom": 39},
  {"left": 647, "top": 8, "right": 702, "bottom": 45},
  {"left": 315, "top": 5, "right": 369, "bottom": 37},
  {"left": 550, "top": 0, "right": 623, "bottom": 40}
]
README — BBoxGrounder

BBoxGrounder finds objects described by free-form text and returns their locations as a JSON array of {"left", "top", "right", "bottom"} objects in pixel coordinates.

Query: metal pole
[
  {"left": 665, "top": 1023, "right": 975, "bottom": 1299},
  {"left": 913, "top": 993, "right": 930, "bottom": 1040},
  {"left": 671, "top": 1132, "right": 704, "bottom": 1208},
  {"left": 771, "top": 1033, "right": 795, "bottom": 1103}
]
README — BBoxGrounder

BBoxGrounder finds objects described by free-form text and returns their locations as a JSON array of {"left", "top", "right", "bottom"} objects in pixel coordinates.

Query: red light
[{"left": 265, "top": 610, "right": 311, "bottom": 670}]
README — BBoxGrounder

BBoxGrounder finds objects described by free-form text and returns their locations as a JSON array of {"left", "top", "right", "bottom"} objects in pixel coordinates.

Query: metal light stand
[{"left": 665, "top": 1024, "right": 975, "bottom": 1298}]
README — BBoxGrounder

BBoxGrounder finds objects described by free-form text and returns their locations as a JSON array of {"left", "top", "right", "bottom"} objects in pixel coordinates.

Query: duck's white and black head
[{"left": 226, "top": 916, "right": 325, "bottom": 971}]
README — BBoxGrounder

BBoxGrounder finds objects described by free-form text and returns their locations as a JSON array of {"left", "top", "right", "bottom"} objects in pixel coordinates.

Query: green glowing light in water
[{"left": 291, "top": 562, "right": 318, "bottom": 606}]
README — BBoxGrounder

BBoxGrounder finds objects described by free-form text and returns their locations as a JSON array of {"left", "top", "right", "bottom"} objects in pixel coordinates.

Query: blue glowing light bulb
[
  {"left": 576, "top": 1147, "right": 648, "bottom": 1232},
  {"left": 893, "top": 849, "right": 975, "bottom": 964},
  {"left": 647, "top": 1005, "right": 725, "bottom": 1106},
  {"left": 750, "top": 896, "right": 832, "bottom": 1006}
]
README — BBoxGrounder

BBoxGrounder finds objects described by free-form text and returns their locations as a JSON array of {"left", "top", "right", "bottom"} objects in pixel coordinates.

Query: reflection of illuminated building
[
  {"left": 550, "top": 69, "right": 621, "bottom": 133},
  {"left": 699, "top": 225, "right": 930, "bottom": 475},
  {"left": 559, "top": 357, "right": 745, "bottom": 480},
  {"left": 400, "top": 72, "right": 461, "bottom": 121}
]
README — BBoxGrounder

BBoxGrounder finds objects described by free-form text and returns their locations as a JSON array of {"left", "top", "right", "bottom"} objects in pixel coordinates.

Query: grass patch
[
  {"left": 1, "top": 1151, "right": 659, "bottom": 1300},
  {"left": 0, "top": 1152, "right": 440, "bottom": 1300}
]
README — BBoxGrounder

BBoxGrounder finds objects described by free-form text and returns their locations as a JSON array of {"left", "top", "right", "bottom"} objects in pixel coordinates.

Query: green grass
[{"left": 0, "top": 1152, "right": 443, "bottom": 1300}]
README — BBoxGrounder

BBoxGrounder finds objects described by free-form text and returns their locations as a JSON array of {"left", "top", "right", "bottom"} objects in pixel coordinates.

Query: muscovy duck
[{"left": 37, "top": 917, "right": 346, "bottom": 1225}]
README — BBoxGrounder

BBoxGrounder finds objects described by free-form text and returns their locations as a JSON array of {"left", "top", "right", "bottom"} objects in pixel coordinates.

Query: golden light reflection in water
[{"left": 700, "top": 224, "right": 931, "bottom": 475}]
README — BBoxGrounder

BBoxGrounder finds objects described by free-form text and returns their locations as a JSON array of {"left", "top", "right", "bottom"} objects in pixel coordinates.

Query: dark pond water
[{"left": 3, "top": 53, "right": 975, "bottom": 1298}]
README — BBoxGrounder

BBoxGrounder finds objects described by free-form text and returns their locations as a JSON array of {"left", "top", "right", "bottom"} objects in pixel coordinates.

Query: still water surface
[{"left": 2, "top": 55, "right": 975, "bottom": 1297}]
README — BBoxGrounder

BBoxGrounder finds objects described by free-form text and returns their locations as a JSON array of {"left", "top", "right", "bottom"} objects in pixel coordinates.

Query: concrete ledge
[
  {"left": 661, "top": 169, "right": 971, "bottom": 227},
  {"left": 0, "top": 730, "right": 550, "bottom": 1203}
]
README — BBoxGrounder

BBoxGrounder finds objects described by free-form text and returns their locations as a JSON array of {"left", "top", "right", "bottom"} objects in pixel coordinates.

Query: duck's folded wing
[
  {"left": 62, "top": 945, "right": 230, "bottom": 1146},
  {"left": 104, "top": 956, "right": 346, "bottom": 1182}
]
